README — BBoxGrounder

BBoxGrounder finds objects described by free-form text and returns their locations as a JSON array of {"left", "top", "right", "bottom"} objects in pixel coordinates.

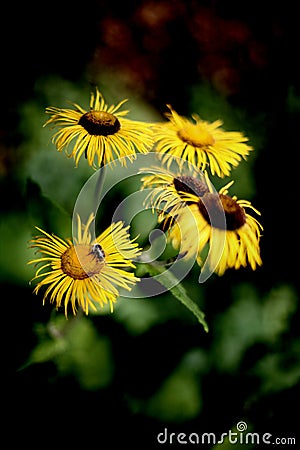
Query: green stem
[{"left": 94, "top": 153, "right": 106, "bottom": 206}]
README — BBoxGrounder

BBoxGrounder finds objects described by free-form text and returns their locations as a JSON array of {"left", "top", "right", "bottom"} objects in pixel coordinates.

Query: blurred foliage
[{"left": 26, "top": 314, "right": 114, "bottom": 391}]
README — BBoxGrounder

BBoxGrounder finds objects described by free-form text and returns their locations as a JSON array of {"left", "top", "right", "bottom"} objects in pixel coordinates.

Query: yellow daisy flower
[
  {"left": 28, "top": 214, "right": 142, "bottom": 317},
  {"left": 169, "top": 181, "right": 263, "bottom": 275},
  {"left": 153, "top": 105, "right": 253, "bottom": 178},
  {"left": 44, "top": 87, "right": 154, "bottom": 168}
]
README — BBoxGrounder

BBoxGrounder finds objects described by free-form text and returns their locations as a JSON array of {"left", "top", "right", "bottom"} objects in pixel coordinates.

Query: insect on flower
[
  {"left": 90, "top": 243, "right": 105, "bottom": 261},
  {"left": 28, "top": 214, "right": 142, "bottom": 316}
]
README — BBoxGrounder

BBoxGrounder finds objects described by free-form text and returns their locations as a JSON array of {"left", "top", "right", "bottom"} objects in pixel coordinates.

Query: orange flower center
[
  {"left": 78, "top": 110, "right": 121, "bottom": 136},
  {"left": 61, "top": 244, "right": 105, "bottom": 279},
  {"left": 177, "top": 125, "right": 215, "bottom": 148},
  {"left": 198, "top": 193, "right": 246, "bottom": 230}
]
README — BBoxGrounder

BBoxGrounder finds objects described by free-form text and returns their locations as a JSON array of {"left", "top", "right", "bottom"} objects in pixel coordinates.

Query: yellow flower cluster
[{"left": 28, "top": 87, "right": 263, "bottom": 317}]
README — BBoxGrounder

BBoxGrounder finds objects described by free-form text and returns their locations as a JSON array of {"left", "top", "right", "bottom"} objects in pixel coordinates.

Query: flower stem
[{"left": 94, "top": 154, "right": 106, "bottom": 206}]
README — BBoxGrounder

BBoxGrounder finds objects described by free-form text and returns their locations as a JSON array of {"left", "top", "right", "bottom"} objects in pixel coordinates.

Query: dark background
[{"left": 2, "top": 1, "right": 300, "bottom": 448}]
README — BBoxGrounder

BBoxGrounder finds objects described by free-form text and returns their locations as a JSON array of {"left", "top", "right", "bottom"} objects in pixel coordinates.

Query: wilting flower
[
  {"left": 153, "top": 105, "right": 253, "bottom": 178},
  {"left": 140, "top": 166, "right": 263, "bottom": 275},
  {"left": 44, "top": 87, "right": 154, "bottom": 168},
  {"left": 139, "top": 165, "right": 209, "bottom": 224},
  {"left": 28, "top": 214, "right": 142, "bottom": 316}
]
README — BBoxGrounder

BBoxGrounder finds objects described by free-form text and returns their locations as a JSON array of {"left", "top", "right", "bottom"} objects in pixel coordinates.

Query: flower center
[
  {"left": 177, "top": 125, "right": 215, "bottom": 147},
  {"left": 78, "top": 110, "right": 121, "bottom": 136},
  {"left": 198, "top": 193, "right": 246, "bottom": 230},
  {"left": 173, "top": 176, "right": 209, "bottom": 198},
  {"left": 61, "top": 244, "right": 105, "bottom": 280}
]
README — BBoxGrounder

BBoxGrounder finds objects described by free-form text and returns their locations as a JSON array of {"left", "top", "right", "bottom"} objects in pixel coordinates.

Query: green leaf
[{"left": 138, "top": 262, "right": 209, "bottom": 332}]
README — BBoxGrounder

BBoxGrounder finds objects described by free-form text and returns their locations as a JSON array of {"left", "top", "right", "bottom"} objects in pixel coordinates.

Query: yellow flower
[
  {"left": 28, "top": 214, "right": 142, "bottom": 316},
  {"left": 140, "top": 166, "right": 262, "bottom": 275},
  {"left": 44, "top": 87, "right": 154, "bottom": 168},
  {"left": 153, "top": 105, "right": 253, "bottom": 178},
  {"left": 169, "top": 181, "right": 263, "bottom": 275}
]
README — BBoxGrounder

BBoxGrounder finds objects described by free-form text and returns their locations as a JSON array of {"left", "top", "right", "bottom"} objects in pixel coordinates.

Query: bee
[{"left": 90, "top": 243, "right": 105, "bottom": 261}]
